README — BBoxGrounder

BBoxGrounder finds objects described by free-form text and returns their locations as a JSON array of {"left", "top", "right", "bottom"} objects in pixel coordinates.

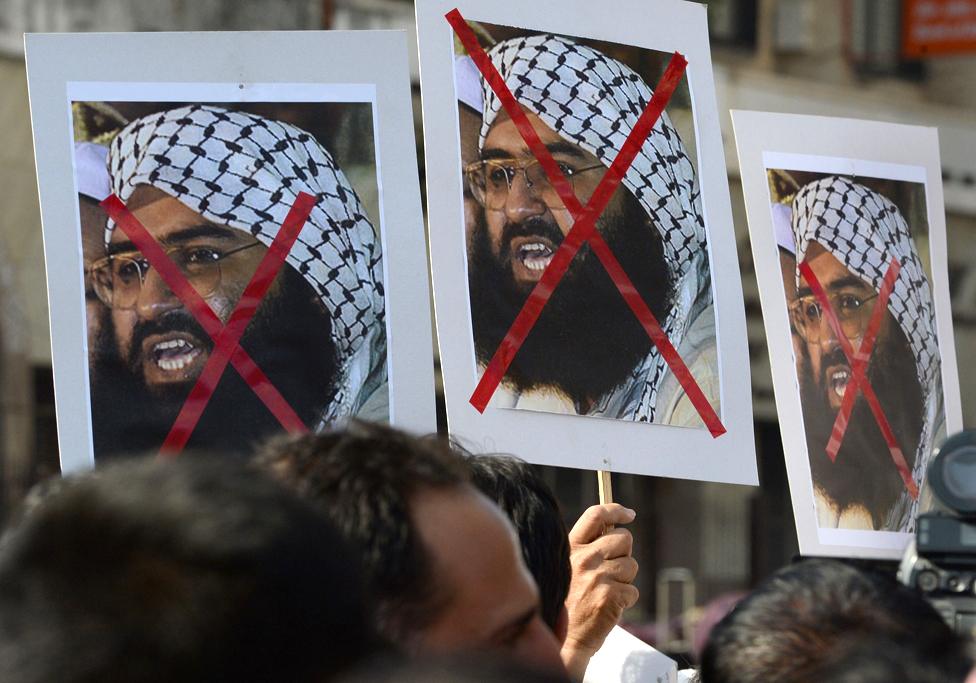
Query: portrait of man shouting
[
  {"left": 463, "top": 31, "right": 719, "bottom": 426},
  {"left": 785, "top": 175, "right": 945, "bottom": 531},
  {"left": 85, "top": 103, "right": 387, "bottom": 458}
]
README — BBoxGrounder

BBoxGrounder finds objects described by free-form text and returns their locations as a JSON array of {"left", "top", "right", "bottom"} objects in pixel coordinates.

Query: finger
[
  {"left": 603, "top": 556, "right": 639, "bottom": 584},
  {"left": 585, "top": 528, "right": 633, "bottom": 560},
  {"left": 569, "top": 504, "right": 636, "bottom": 544},
  {"left": 615, "top": 582, "right": 640, "bottom": 610}
]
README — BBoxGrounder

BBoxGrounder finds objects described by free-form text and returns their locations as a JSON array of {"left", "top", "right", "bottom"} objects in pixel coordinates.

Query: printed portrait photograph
[
  {"left": 767, "top": 167, "right": 946, "bottom": 532},
  {"left": 72, "top": 98, "right": 388, "bottom": 459},
  {"left": 454, "top": 21, "right": 719, "bottom": 428}
]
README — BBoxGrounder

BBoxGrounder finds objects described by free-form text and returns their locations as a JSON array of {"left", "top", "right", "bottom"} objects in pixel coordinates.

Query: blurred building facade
[{"left": 0, "top": 0, "right": 974, "bottom": 659}]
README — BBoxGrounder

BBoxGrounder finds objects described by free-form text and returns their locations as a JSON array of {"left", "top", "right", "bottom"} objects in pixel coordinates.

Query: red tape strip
[
  {"left": 799, "top": 258, "right": 917, "bottom": 499},
  {"left": 160, "top": 193, "right": 316, "bottom": 453},
  {"left": 100, "top": 193, "right": 315, "bottom": 457},
  {"left": 825, "top": 259, "right": 901, "bottom": 462},
  {"left": 449, "top": 9, "right": 725, "bottom": 437}
]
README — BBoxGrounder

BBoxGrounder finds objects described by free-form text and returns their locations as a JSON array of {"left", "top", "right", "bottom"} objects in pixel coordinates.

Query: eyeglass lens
[
  {"left": 790, "top": 292, "right": 878, "bottom": 343},
  {"left": 91, "top": 248, "right": 224, "bottom": 309},
  {"left": 469, "top": 159, "right": 600, "bottom": 210}
]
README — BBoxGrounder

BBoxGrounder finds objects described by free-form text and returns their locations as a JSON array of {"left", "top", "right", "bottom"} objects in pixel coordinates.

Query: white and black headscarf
[
  {"left": 792, "top": 176, "right": 942, "bottom": 529},
  {"left": 107, "top": 104, "right": 385, "bottom": 427},
  {"left": 480, "top": 33, "right": 711, "bottom": 422}
]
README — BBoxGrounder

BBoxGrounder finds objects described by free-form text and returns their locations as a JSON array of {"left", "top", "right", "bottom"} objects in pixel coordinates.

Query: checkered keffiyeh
[
  {"left": 792, "top": 176, "right": 942, "bottom": 530},
  {"left": 107, "top": 104, "right": 385, "bottom": 426},
  {"left": 480, "top": 34, "right": 711, "bottom": 422}
]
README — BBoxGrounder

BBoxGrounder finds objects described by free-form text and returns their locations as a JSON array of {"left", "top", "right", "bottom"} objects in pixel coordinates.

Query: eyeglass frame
[
  {"left": 788, "top": 289, "right": 881, "bottom": 344},
  {"left": 88, "top": 240, "right": 263, "bottom": 310},
  {"left": 463, "top": 157, "right": 605, "bottom": 210}
]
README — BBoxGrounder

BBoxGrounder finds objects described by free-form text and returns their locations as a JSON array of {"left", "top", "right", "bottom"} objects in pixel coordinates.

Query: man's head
[
  {"left": 699, "top": 559, "right": 971, "bottom": 683},
  {"left": 96, "top": 105, "right": 385, "bottom": 454},
  {"left": 255, "top": 422, "right": 565, "bottom": 674},
  {"left": 806, "top": 634, "right": 972, "bottom": 683},
  {"left": 342, "top": 653, "right": 571, "bottom": 683},
  {"left": 467, "top": 454, "right": 571, "bottom": 635},
  {"left": 467, "top": 35, "right": 710, "bottom": 419},
  {"left": 0, "top": 457, "right": 376, "bottom": 682},
  {"left": 789, "top": 177, "right": 941, "bottom": 528}
]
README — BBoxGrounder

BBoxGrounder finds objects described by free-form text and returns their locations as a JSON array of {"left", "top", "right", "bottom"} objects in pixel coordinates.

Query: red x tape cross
[
  {"left": 448, "top": 10, "right": 725, "bottom": 437},
  {"left": 100, "top": 192, "right": 317, "bottom": 457},
  {"left": 799, "top": 258, "right": 917, "bottom": 499}
]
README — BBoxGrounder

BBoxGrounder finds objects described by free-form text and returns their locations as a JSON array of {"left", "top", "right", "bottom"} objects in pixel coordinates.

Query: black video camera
[{"left": 899, "top": 430, "right": 976, "bottom": 639}]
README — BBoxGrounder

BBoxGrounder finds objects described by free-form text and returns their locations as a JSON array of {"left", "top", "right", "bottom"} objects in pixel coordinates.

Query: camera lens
[
  {"left": 930, "top": 432, "right": 976, "bottom": 516},
  {"left": 944, "top": 447, "right": 976, "bottom": 500},
  {"left": 946, "top": 574, "right": 970, "bottom": 593},
  {"left": 917, "top": 569, "right": 940, "bottom": 593}
]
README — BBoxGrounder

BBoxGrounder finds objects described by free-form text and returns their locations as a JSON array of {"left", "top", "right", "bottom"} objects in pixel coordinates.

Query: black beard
[
  {"left": 90, "top": 266, "right": 339, "bottom": 459},
  {"left": 800, "top": 320, "right": 925, "bottom": 528},
  {"left": 468, "top": 191, "right": 673, "bottom": 407}
]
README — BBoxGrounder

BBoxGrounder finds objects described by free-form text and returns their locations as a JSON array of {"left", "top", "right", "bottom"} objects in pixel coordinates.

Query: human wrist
[{"left": 560, "top": 640, "right": 597, "bottom": 682}]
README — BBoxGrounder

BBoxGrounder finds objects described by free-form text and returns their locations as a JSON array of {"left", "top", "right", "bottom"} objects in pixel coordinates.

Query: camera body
[
  {"left": 899, "top": 430, "right": 976, "bottom": 639},
  {"left": 900, "top": 516, "right": 976, "bottom": 637}
]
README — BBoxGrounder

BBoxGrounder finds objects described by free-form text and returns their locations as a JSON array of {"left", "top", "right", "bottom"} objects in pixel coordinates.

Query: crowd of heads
[{"left": 1, "top": 421, "right": 972, "bottom": 682}]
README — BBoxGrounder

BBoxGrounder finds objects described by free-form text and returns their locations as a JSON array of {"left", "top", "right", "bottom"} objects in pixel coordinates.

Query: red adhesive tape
[
  {"left": 800, "top": 258, "right": 917, "bottom": 500},
  {"left": 449, "top": 9, "right": 724, "bottom": 436},
  {"left": 825, "top": 259, "right": 901, "bottom": 461},
  {"left": 100, "top": 193, "right": 315, "bottom": 457},
  {"left": 160, "top": 193, "right": 316, "bottom": 452}
]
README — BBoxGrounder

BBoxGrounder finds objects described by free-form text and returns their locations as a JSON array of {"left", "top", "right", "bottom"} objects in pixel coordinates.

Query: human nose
[
  {"left": 134, "top": 266, "right": 181, "bottom": 319},
  {"left": 818, "top": 317, "right": 842, "bottom": 349},
  {"left": 502, "top": 166, "right": 548, "bottom": 223}
]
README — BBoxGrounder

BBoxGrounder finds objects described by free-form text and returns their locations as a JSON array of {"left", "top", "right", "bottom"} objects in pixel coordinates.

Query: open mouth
[
  {"left": 827, "top": 365, "right": 851, "bottom": 400},
  {"left": 517, "top": 241, "right": 555, "bottom": 271},
  {"left": 153, "top": 338, "right": 202, "bottom": 372},
  {"left": 509, "top": 235, "right": 558, "bottom": 284},
  {"left": 141, "top": 333, "right": 207, "bottom": 384}
]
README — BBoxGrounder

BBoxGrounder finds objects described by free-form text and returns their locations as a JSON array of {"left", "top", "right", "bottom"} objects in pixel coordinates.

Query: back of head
[
  {"left": 0, "top": 456, "right": 374, "bottom": 683},
  {"left": 467, "top": 454, "right": 570, "bottom": 631},
  {"left": 700, "top": 559, "right": 970, "bottom": 683},
  {"left": 807, "top": 634, "right": 972, "bottom": 683},
  {"left": 255, "top": 421, "right": 471, "bottom": 644},
  {"left": 341, "top": 652, "right": 572, "bottom": 683}
]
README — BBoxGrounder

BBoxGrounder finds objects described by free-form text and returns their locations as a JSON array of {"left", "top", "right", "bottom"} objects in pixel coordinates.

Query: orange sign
[{"left": 903, "top": 0, "right": 976, "bottom": 57}]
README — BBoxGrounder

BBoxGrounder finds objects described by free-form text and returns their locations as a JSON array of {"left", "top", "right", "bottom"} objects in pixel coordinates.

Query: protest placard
[
  {"left": 417, "top": 0, "right": 757, "bottom": 484},
  {"left": 733, "top": 110, "right": 963, "bottom": 558},
  {"left": 26, "top": 31, "right": 435, "bottom": 469}
]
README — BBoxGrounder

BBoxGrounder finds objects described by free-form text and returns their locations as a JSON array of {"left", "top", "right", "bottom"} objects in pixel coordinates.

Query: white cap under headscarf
[
  {"left": 772, "top": 203, "right": 795, "bottom": 254},
  {"left": 479, "top": 33, "right": 710, "bottom": 422},
  {"left": 74, "top": 142, "right": 111, "bottom": 201},
  {"left": 792, "top": 175, "right": 942, "bottom": 530},
  {"left": 107, "top": 104, "right": 385, "bottom": 426},
  {"left": 454, "top": 55, "right": 484, "bottom": 112}
]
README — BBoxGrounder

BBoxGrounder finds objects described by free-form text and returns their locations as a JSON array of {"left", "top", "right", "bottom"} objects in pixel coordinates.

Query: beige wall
[{"left": 0, "top": 57, "right": 49, "bottom": 365}]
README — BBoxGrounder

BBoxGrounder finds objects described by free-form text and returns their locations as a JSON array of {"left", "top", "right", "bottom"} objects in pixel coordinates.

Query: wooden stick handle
[{"left": 597, "top": 469, "right": 613, "bottom": 505}]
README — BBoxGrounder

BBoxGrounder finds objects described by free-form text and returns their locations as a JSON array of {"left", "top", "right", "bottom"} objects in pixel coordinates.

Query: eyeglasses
[
  {"left": 788, "top": 290, "right": 880, "bottom": 344},
  {"left": 89, "top": 241, "right": 262, "bottom": 310},
  {"left": 464, "top": 158, "right": 604, "bottom": 210}
]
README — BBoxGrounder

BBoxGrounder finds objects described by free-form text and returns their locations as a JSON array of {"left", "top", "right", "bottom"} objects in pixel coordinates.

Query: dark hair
[
  {"left": 255, "top": 421, "right": 472, "bottom": 644},
  {"left": 807, "top": 634, "right": 972, "bottom": 683},
  {"left": 700, "top": 559, "right": 972, "bottom": 683},
  {"left": 0, "top": 456, "right": 375, "bottom": 683},
  {"left": 341, "top": 652, "right": 572, "bottom": 683},
  {"left": 466, "top": 454, "right": 571, "bottom": 631}
]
